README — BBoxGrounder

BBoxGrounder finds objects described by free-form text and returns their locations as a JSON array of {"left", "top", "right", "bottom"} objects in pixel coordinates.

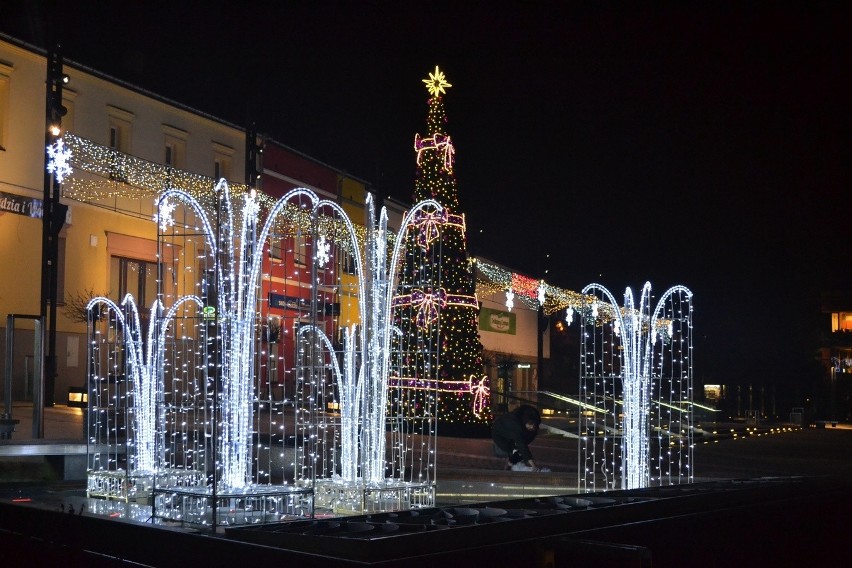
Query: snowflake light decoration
[
  {"left": 154, "top": 198, "right": 177, "bottom": 232},
  {"left": 46, "top": 138, "right": 72, "bottom": 183},
  {"left": 316, "top": 235, "right": 330, "bottom": 268},
  {"left": 505, "top": 288, "right": 515, "bottom": 312}
]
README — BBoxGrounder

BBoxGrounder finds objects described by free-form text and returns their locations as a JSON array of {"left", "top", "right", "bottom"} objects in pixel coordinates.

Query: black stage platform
[{"left": 0, "top": 475, "right": 848, "bottom": 567}]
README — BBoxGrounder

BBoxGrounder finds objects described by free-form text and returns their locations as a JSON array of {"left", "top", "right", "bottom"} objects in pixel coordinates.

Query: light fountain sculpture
[
  {"left": 296, "top": 193, "right": 443, "bottom": 514},
  {"left": 577, "top": 282, "right": 693, "bottom": 491},
  {"left": 87, "top": 179, "right": 444, "bottom": 524},
  {"left": 88, "top": 180, "right": 320, "bottom": 525},
  {"left": 152, "top": 181, "right": 322, "bottom": 524},
  {"left": 86, "top": 294, "right": 202, "bottom": 502}
]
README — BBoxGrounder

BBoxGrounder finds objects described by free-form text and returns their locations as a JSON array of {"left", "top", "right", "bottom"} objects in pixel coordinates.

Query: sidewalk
[{"left": 1, "top": 403, "right": 86, "bottom": 442}]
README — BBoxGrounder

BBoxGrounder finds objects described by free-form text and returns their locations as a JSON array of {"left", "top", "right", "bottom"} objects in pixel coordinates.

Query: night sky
[{"left": 3, "top": 2, "right": 850, "bottom": 402}]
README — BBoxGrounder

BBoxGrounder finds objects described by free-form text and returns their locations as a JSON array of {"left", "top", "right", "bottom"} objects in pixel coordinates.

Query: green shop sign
[{"left": 479, "top": 307, "right": 516, "bottom": 335}]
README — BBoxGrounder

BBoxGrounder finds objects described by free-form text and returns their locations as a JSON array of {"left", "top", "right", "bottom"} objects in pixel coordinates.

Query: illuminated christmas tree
[{"left": 393, "top": 67, "right": 491, "bottom": 434}]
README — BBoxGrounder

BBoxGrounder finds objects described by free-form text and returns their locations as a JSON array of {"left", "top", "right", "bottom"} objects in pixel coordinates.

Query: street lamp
[{"left": 40, "top": 44, "right": 69, "bottom": 409}]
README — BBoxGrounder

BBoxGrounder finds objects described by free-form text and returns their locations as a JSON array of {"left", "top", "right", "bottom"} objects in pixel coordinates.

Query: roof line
[{"left": 0, "top": 31, "right": 377, "bottom": 190}]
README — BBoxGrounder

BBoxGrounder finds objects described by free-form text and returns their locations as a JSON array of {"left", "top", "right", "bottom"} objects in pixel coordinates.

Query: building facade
[
  {"left": 0, "top": 35, "right": 370, "bottom": 409},
  {"left": 819, "top": 291, "right": 852, "bottom": 422},
  {"left": 1, "top": 33, "right": 559, "bottom": 418}
]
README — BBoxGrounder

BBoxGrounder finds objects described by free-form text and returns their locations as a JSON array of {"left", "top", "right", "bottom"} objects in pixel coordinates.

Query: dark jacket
[{"left": 491, "top": 405, "right": 541, "bottom": 462}]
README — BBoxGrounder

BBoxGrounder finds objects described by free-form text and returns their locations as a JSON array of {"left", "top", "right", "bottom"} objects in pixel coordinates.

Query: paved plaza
[
  {"left": 2, "top": 402, "right": 851, "bottom": 503},
  {"left": 1, "top": 403, "right": 850, "bottom": 566}
]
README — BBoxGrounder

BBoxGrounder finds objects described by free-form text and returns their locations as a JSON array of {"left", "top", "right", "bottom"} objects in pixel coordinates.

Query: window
[
  {"left": 268, "top": 235, "right": 307, "bottom": 266},
  {"left": 342, "top": 250, "right": 357, "bottom": 275},
  {"left": 268, "top": 237, "right": 283, "bottom": 262},
  {"left": 107, "top": 105, "right": 133, "bottom": 152},
  {"left": 110, "top": 256, "right": 158, "bottom": 307},
  {"left": 212, "top": 142, "right": 235, "bottom": 182},
  {"left": 294, "top": 235, "right": 307, "bottom": 266},
  {"left": 162, "top": 124, "right": 188, "bottom": 169},
  {"left": 0, "top": 61, "right": 12, "bottom": 151},
  {"left": 831, "top": 313, "right": 852, "bottom": 333},
  {"left": 59, "top": 89, "right": 76, "bottom": 134}
]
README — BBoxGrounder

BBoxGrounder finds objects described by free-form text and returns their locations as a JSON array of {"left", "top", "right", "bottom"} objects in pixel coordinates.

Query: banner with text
[{"left": 0, "top": 190, "right": 42, "bottom": 218}]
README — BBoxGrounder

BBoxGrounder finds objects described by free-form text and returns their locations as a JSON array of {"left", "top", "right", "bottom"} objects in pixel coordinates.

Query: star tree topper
[{"left": 423, "top": 65, "right": 452, "bottom": 96}]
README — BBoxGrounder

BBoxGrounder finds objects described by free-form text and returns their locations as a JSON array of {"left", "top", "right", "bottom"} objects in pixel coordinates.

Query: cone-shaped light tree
[{"left": 393, "top": 67, "right": 491, "bottom": 433}]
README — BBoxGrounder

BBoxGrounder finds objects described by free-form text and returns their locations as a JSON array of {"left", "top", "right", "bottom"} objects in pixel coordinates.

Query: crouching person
[{"left": 491, "top": 404, "right": 548, "bottom": 472}]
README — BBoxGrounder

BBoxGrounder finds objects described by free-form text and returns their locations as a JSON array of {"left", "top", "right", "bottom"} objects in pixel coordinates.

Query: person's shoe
[{"left": 510, "top": 462, "right": 535, "bottom": 472}]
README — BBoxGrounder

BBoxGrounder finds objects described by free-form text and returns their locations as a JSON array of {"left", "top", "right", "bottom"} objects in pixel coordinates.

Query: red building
[{"left": 255, "top": 140, "right": 364, "bottom": 400}]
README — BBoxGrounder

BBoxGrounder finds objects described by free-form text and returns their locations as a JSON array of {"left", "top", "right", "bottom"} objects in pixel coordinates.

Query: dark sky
[{"left": 3, "top": 1, "right": 850, "bottom": 396}]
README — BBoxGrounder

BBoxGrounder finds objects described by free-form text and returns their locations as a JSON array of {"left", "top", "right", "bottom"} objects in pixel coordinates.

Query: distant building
[{"left": 819, "top": 291, "right": 852, "bottom": 421}]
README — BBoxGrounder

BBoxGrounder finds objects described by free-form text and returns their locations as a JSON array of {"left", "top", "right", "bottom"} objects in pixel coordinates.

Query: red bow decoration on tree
[
  {"left": 413, "top": 209, "right": 448, "bottom": 250},
  {"left": 414, "top": 133, "right": 456, "bottom": 171},
  {"left": 468, "top": 375, "right": 490, "bottom": 417},
  {"left": 411, "top": 288, "right": 447, "bottom": 329}
]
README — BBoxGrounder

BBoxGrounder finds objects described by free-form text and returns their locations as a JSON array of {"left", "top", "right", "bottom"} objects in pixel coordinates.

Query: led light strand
[{"left": 578, "top": 282, "right": 694, "bottom": 492}]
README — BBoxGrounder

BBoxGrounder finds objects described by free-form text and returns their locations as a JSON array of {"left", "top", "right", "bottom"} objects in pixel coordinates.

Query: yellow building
[{"left": 0, "top": 35, "right": 370, "bottom": 407}]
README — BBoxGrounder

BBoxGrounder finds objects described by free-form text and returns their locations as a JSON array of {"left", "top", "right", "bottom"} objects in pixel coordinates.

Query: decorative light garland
[
  {"left": 62, "top": 132, "right": 614, "bottom": 329},
  {"left": 60, "top": 132, "right": 380, "bottom": 256},
  {"left": 473, "top": 258, "right": 673, "bottom": 332}
]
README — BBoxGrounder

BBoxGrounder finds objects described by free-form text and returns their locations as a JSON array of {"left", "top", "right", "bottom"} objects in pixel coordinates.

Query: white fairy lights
[
  {"left": 88, "top": 178, "right": 443, "bottom": 520},
  {"left": 578, "top": 282, "right": 693, "bottom": 492}
]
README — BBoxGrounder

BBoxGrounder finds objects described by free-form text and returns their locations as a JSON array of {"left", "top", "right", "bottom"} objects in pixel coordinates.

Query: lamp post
[{"left": 40, "top": 45, "right": 69, "bottom": 408}]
